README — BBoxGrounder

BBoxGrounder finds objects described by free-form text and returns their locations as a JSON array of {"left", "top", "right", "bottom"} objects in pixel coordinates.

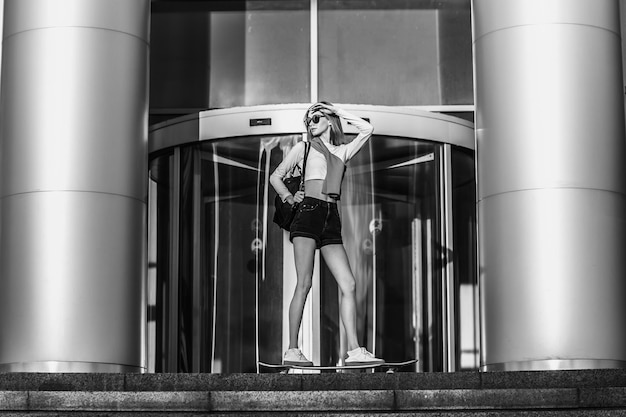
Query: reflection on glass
[
  {"left": 148, "top": 133, "right": 477, "bottom": 372},
  {"left": 150, "top": 1, "right": 310, "bottom": 122},
  {"left": 318, "top": 0, "right": 472, "bottom": 106},
  {"left": 451, "top": 148, "right": 479, "bottom": 370},
  {"left": 335, "top": 136, "right": 440, "bottom": 367},
  {"left": 209, "top": 4, "right": 310, "bottom": 107},
  {"left": 149, "top": 0, "right": 473, "bottom": 125}
]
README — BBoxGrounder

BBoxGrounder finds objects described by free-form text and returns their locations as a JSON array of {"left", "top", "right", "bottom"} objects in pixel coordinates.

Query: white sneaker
[
  {"left": 283, "top": 348, "right": 313, "bottom": 366},
  {"left": 345, "top": 347, "right": 385, "bottom": 365}
]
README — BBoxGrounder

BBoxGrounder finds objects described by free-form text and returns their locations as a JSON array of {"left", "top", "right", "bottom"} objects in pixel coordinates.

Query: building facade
[{"left": 0, "top": 0, "right": 624, "bottom": 374}]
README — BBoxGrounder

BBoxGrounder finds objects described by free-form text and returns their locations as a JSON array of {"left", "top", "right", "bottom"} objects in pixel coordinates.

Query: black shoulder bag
[{"left": 273, "top": 142, "right": 310, "bottom": 230}]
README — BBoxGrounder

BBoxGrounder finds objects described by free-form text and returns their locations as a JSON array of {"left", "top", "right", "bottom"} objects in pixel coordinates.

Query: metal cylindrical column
[
  {"left": 473, "top": 0, "right": 626, "bottom": 371},
  {"left": 0, "top": 0, "right": 150, "bottom": 372}
]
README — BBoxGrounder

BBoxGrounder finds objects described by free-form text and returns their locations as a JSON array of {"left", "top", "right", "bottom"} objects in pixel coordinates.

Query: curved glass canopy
[{"left": 147, "top": 104, "right": 476, "bottom": 373}]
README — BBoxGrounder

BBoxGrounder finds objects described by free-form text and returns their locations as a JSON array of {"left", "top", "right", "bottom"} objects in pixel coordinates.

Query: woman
[{"left": 270, "top": 102, "right": 384, "bottom": 366}]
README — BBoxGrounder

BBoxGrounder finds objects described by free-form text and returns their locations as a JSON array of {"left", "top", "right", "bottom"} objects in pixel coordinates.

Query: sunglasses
[{"left": 306, "top": 113, "right": 325, "bottom": 126}]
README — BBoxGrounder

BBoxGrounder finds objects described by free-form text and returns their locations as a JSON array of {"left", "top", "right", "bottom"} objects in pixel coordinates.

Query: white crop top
[{"left": 270, "top": 108, "right": 374, "bottom": 202}]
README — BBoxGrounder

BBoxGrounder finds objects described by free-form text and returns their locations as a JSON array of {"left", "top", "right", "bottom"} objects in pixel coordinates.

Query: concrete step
[{"left": 1, "top": 369, "right": 626, "bottom": 415}]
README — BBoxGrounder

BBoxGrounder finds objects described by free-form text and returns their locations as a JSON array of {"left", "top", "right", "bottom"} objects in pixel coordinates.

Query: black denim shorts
[{"left": 290, "top": 197, "right": 343, "bottom": 248}]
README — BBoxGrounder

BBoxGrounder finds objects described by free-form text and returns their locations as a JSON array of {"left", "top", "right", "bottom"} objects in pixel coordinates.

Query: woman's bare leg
[
  {"left": 288, "top": 236, "right": 317, "bottom": 349},
  {"left": 321, "top": 243, "right": 360, "bottom": 351}
]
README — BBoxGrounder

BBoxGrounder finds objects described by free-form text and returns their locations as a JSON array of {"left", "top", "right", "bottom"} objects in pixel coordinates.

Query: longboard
[{"left": 258, "top": 359, "right": 417, "bottom": 373}]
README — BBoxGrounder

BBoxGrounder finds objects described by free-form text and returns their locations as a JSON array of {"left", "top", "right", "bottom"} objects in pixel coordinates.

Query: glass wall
[
  {"left": 150, "top": 1, "right": 311, "bottom": 124},
  {"left": 147, "top": 0, "right": 476, "bottom": 373},
  {"left": 148, "top": 128, "right": 477, "bottom": 373},
  {"left": 318, "top": 0, "right": 473, "bottom": 106},
  {"left": 149, "top": 0, "right": 472, "bottom": 125},
  {"left": 452, "top": 148, "right": 479, "bottom": 370}
]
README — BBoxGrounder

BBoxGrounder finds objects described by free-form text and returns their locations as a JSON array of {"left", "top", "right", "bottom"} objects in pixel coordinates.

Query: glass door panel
[
  {"left": 320, "top": 135, "right": 441, "bottom": 369},
  {"left": 148, "top": 132, "right": 474, "bottom": 372}
]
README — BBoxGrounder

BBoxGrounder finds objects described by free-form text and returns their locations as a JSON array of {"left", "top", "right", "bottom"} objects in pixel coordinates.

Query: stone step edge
[
  {"left": 5, "top": 369, "right": 626, "bottom": 392},
  {"left": 1, "top": 387, "right": 625, "bottom": 412}
]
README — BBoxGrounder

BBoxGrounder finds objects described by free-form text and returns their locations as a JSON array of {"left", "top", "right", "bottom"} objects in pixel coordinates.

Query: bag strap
[{"left": 299, "top": 141, "right": 310, "bottom": 192}]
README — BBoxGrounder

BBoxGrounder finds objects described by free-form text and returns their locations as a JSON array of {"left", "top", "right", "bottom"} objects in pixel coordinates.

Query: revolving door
[{"left": 147, "top": 105, "right": 476, "bottom": 373}]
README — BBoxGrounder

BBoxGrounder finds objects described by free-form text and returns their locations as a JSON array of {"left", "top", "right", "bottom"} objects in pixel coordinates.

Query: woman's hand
[
  {"left": 286, "top": 191, "right": 305, "bottom": 205},
  {"left": 310, "top": 102, "right": 336, "bottom": 116},
  {"left": 293, "top": 190, "right": 305, "bottom": 204}
]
